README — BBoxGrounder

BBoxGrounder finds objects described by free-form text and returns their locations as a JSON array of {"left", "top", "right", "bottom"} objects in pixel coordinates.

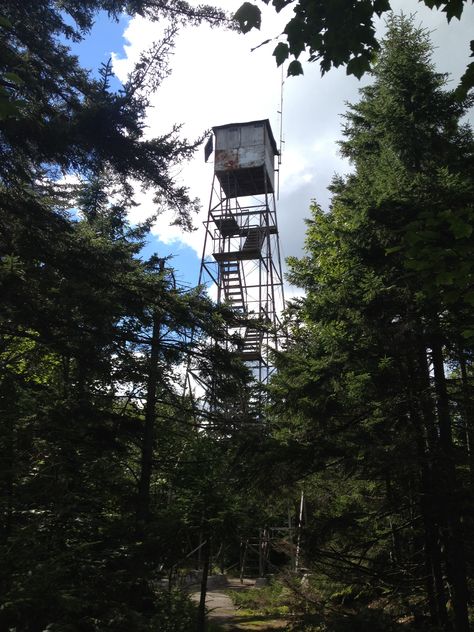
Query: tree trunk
[
  {"left": 408, "top": 343, "right": 450, "bottom": 629},
  {"left": 431, "top": 340, "right": 470, "bottom": 632},
  {"left": 458, "top": 349, "right": 474, "bottom": 486},
  {"left": 136, "top": 309, "right": 161, "bottom": 527},
  {"left": 410, "top": 415, "right": 449, "bottom": 628},
  {"left": 196, "top": 536, "right": 210, "bottom": 632},
  {"left": 419, "top": 462, "right": 450, "bottom": 629}
]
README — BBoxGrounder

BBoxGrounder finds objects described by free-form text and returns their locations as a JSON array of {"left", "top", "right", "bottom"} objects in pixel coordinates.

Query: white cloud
[
  {"left": 110, "top": 0, "right": 474, "bottom": 294},
  {"left": 111, "top": 2, "right": 290, "bottom": 253}
]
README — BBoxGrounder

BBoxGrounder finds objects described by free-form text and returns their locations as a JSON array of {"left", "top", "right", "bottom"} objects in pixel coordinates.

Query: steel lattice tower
[{"left": 199, "top": 119, "right": 285, "bottom": 385}]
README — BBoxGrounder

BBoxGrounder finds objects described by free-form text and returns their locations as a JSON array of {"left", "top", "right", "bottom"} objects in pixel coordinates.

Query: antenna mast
[{"left": 277, "top": 64, "right": 285, "bottom": 200}]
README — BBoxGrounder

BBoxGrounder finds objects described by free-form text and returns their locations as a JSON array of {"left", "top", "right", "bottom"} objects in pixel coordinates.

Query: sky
[{"left": 72, "top": 1, "right": 474, "bottom": 296}]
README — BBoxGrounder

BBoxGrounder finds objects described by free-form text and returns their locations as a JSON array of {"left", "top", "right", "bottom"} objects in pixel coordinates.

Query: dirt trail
[{"left": 190, "top": 577, "right": 288, "bottom": 631}]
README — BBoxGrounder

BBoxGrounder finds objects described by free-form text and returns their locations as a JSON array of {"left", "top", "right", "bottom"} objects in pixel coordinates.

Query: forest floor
[{"left": 190, "top": 576, "right": 289, "bottom": 631}]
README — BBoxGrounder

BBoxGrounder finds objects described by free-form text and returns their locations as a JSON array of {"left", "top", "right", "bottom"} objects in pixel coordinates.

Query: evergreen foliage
[
  {"left": 0, "top": 1, "right": 253, "bottom": 630},
  {"left": 269, "top": 15, "right": 474, "bottom": 632},
  {"left": 3, "top": 1, "right": 474, "bottom": 630}
]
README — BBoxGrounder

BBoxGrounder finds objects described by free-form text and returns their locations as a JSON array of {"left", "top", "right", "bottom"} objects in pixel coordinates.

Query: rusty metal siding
[
  {"left": 215, "top": 146, "right": 267, "bottom": 171},
  {"left": 213, "top": 120, "right": 276, "bottom": 196},
  {"left": 214, "top": 122, "right": 267, "bottom": 171}
]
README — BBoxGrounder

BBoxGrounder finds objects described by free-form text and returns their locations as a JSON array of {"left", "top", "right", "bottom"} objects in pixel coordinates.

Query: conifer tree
[
  {"left": 271, "top": 15, "right": 473, "bottom": 631},
  {"left": 0, "top": 1, "right": 244, "bottom": 630}
]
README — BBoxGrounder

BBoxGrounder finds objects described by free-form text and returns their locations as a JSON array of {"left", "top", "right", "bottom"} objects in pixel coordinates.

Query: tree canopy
[
  {"left": 235, "top": 0, "right": 474, "bottom": 93},
  {"left": 1, "top": 2, "right": 474, "bottom": 631},
  {"left": 268, "top": 14, "right": 474, "bottom": 632},
  {"left": 0, "top": 1, "right": 260, "bottom": 630}
]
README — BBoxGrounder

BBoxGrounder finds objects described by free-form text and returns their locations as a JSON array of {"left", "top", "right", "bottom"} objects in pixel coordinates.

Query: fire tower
[{"left": 199, "top": 119, "right": 285, "bottom": 384}]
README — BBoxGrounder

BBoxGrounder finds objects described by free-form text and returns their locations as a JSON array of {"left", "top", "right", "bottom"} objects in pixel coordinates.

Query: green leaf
[
  {"left": 272, "top": 0, "right": 291, "bottom": 11},
  {"left": 455, "top": 60, "right": 474, "bottom": 100},
  {"left": 287, "top": 59, "right": 303, "bottom": 76},
  {"left": 234, "top": 2, "right": 261, "bottom": 33},
  {"left": 373, "top": 0, "right": 391, "bottom": 15},
  {"left": 285, "top": 17, "right": 306, "bottom": 57},
  {"left": 273, "top": 42, "right": 289, "bottom": 66},
  {"left": 443, "top": 0, "right": 464, "bottom": 21},
  {"left": 283, "top": 16, "right": 304, "bottom": 42},
  {"left": 346, "top": 55, "right": 371, "bottom": 79}
]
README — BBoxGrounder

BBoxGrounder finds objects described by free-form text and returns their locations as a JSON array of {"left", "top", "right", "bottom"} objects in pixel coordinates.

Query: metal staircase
[
  {"left": 198, "top": 119, "right": 285, "bottom": 386},
  {"left": 239, "top": 327, "right": 264, "bottom": 361},
  {"left": 220, "top": 261, "right": 245, "bottom": 312}
]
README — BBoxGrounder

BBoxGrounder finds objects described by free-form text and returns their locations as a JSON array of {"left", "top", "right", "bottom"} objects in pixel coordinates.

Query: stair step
[{"left": 220, "top": 261, "right": 244, "bottom": 311}]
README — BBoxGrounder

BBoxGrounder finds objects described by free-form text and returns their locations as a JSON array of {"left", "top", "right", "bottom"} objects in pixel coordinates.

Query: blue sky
[{"left": 67, "top": 11, "right": 128, "bottom": 79}]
